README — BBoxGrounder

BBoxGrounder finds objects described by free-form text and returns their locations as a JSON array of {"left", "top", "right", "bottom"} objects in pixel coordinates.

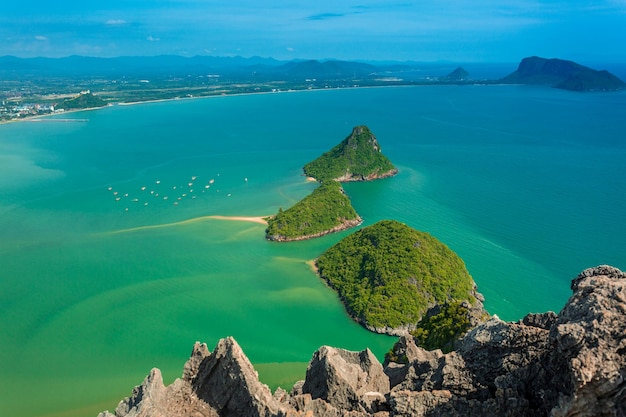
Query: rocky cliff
[{"left": 99, "top": 265, "right": 626, "bottom": 417}]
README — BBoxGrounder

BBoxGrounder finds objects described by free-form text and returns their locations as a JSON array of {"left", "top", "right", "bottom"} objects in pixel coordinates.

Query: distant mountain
[
  {"left": 500, "top": 56, "right": 625, "bottom": 92},
  {"left": 0, "top": 55, "right": 283, "bottom": 79},
  {"left": 271, "top": 59, "right": 377, "bottom": 80},
  {"left": 443, "top": 67, "right": 470, "bottom": 81}
]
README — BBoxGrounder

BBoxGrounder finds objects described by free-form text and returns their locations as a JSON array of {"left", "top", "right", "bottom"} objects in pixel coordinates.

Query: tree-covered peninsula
[
  {"left": 303, "top": 125, "right": 398, "bottom": 183},
  {"left": 265, "top": 181, "right": 362, "bottom": 241},
  {"left": 315, "top": 220, "right": 484, "bottom": 337}
]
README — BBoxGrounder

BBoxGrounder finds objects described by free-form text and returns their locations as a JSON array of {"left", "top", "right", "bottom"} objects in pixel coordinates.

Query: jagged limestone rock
[
  {"left": 548, "top": 265, "right": 626, "bottom": 417},
  {"left": 302, "top": 346, "right": 390, "bottom": 413},
  {"left": 98, "top": 368, "right": 215, "bottom": 417},
  {"left": 191, "top": 337, "right": 286, "bottom": 417},
  {"left": 384, "top": 265, "right": 626, "bottom": 417},
  {"left": 182, "top": 341, "right": 210, "bottom": 382}
]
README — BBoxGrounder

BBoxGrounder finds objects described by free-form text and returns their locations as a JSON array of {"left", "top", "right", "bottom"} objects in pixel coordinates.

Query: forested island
[
  {"left": 265, "top": 181, "right": 362, "bottom": 241},
  {"left": 315, "top": 220, "right": 485, "bottom": 342},
  {"left": 303, "top": 125, "right": 398, "bottom": 183}
]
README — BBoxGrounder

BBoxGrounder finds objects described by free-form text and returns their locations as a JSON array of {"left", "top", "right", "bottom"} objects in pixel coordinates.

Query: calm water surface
[{"left": 0, "top": 85, "right": 624, "bottom": 417}]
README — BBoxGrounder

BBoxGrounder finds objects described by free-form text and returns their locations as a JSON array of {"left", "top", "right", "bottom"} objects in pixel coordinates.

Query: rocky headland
[
  {"left": 99, "top": 265, "right": 626, "bottom": 417},
  {"left": 501, "top": 56, "right": 625, "bottom": 92}
]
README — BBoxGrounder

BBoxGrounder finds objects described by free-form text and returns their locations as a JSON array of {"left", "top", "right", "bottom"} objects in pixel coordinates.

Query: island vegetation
[
  {"left": 303, "top": 125, "right": 398, "bottom": 183},
  {"left": 265, "top": 181, "right": 362, "bottom": 241},
  {"left": 410, "top": 301, "right": 472, "bottom": 353},
  {"left": 315, "top": 220, "right": 480, "bottom": 335}
]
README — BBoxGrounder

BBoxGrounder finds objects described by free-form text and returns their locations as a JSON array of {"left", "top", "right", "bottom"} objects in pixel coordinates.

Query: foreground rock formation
[{"left": 99, "top": 265, "right": 626, "bottom": 417}]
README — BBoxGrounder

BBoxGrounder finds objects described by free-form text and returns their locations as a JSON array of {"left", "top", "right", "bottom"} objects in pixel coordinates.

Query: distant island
[
  {"left": 265, "top": 181, "right": 362, "bottom": 242},
  {"left": 303, "top": 125, "right": 398, "bottom": 183},
  {"left": 443, "top": 66, "right": 470, "bottom": 81},
  {"left": 265, "top": 125, "right": 397, "bottom": 242},
  {"left": 501, "top": 56, "right": 626, "bottom": 92},
  {"left": 315, "top": 220, "right": 485, "bottom": 340}
]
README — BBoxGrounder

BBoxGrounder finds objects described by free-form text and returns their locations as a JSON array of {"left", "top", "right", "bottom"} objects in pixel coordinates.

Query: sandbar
[{"left": 108, "top": 215, "right": 269, "bottom": 234}]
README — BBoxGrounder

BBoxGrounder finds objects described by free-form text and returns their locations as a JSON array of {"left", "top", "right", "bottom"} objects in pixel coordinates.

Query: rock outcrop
[{"left": 100, "top": 265, "right": 626, "bottom": 417}]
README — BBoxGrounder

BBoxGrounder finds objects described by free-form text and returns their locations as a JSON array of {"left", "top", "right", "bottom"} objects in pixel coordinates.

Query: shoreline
[
  {"left": 108, "top": 214, "right": 269, "bottom": 235},
  {"left": 0, "top": 105, "right": 110, "bottom": 125},
  {"left": 266, "top": 217, "right": 363, "bottom": 242},
  {"left": 0, "top": 83, "right": 505, "bottom": 126}
]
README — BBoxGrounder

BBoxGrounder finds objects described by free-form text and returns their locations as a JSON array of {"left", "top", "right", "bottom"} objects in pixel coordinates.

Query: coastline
[
  {"left": 1, "top": 83, "right": 497, "bottom": 126},
  {"left": 266, "top": 217, "right": 362, "bottom": 242},
  {"left": 0, "top": 105, "right": 110, "bottom": 125}
]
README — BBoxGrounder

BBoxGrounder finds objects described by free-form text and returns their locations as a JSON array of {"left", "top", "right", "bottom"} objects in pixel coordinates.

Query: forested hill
[
  {"left": 315, "top": 220, "right": 483, "bottom": 334},
  {"left": 303, "top": 125, "right": 398, "bottom": 183},
  {"left": 500, "top": 56, "right": 625, "bottom": 91}
]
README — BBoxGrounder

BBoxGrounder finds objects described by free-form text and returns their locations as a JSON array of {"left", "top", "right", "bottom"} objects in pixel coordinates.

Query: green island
[
  {"left": 303, "top": 125, "right": 398, "bottom": 183},
  {"left": 315, "top": 220, "right": 482, "bottom": 339},
  {"left": 265, "top": 181, "right": 362, "bottom": 241}
]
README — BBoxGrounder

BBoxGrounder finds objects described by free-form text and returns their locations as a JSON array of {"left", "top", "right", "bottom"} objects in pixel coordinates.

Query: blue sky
[{"left": 1, "top": 1, "right": 625, "bottom": 63}]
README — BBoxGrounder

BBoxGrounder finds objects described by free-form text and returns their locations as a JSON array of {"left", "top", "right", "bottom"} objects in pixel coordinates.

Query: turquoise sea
[{"left": 1, "top": 85, "right": 625, "bottom": 417}]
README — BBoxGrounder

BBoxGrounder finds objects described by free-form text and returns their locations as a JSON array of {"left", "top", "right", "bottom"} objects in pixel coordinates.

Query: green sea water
[{"left": 0, "top": 85, "right": 624, "bottom": 417}]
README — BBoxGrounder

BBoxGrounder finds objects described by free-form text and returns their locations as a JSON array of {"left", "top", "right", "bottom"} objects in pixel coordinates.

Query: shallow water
[{"left": 0, "top": 85, "right": 624, "bottom": 417}]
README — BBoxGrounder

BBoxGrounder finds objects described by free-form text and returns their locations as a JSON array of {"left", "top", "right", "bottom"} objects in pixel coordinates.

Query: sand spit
[{"left": 108, "top": 215, "right": 269, "bottom": 234}]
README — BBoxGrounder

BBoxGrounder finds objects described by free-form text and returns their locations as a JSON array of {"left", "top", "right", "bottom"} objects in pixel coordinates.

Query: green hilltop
[
  {"left": 315, "top": 220, "right": 480, "bottom": 334},
  {"left": 303, "top": 125, "right": 398, "bottom": 183},
  {"left": 265, "top": 181, "right": 362, "bottom": 241},
  {"left": 57, "top": 91, "right": 107, "bottom": 110}
]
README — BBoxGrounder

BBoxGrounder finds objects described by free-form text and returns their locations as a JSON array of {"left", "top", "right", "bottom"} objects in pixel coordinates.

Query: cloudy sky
[{"left": 1, "top": 0, "right": 625, "bottom": 63}]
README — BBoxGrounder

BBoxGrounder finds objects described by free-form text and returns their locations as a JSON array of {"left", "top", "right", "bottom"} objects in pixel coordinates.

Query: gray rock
[
  {"left": 191, "top": 337, "right": 286, "bottom": 417},
  {"left": 548, "top": 265, "right": 626, "bottom": 417},
  {"left": 104, "top": 368, "right": 215, "bottom": 417},
  {"left": 518, "top": 311, "right": 557, "bottom": 330},
  {"left": 383, "top": 265, "right": 626, "bottom": 417},
  {"left": 302, "top": 345, "right": 390, "bottom": 413},
  {"left": 182, "top": 341, "right": 210, "bottom": 382}
]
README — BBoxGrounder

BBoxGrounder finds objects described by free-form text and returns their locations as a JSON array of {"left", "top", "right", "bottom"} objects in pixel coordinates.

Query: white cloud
[
  {"left": 286, "top": 47, "right": 295, "bottom": 52},
  {"left": 35, "top": 35, "right": 48, "bottom": 41},
  {"left": 147, "top": 36, "right": 160, "bottom": 42},
  {"left": 106, "top": 19, "right": 127, "bottom": 25}
]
